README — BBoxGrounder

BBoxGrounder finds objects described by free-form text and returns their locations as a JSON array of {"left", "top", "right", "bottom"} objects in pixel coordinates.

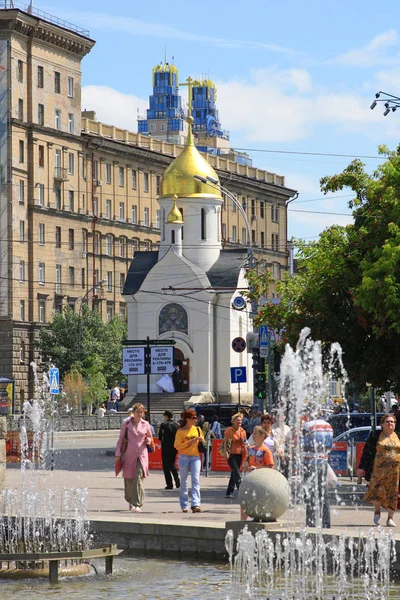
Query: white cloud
[
  {"left": 57, "top": 10, "right": 299, "bottom": 56},
  {"left": 374, "top": 67, "right": 400, "bottom": 91},
  {"left": 81, "top": 85, "right": 147, "bottom": 131},
  {"left": 333, "top": 30, "right": 400, "bottom": 66}
]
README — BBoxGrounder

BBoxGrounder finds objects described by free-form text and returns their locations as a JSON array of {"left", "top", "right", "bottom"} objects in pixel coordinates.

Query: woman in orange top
[
  {"left": 174, "top": 408, "right": 205, "bottom": 513},
  {"left": 223, "top": 412, "right": 247, "bottom": 499}
]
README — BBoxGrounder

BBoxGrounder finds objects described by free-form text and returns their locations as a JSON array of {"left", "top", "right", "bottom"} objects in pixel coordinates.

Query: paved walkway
[{"left": 5, "top": 463, "right": 400, "bottom": 536}]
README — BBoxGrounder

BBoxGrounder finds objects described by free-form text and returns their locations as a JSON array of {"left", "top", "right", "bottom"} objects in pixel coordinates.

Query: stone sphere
[{"left": 239, "top": 468, "right": 289, "bottom": 521}]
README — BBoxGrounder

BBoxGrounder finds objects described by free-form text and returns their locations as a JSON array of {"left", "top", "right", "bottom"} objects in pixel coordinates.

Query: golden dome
[
  {"left": 167, "top": 195, "right": 184, "bottom": 224},
  {"left": 160, "top": 117, "right": 222, "bottom": 200}
]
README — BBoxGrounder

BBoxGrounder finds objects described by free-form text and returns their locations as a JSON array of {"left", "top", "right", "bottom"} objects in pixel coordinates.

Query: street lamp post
[
  {"left": 78, "top": 280, "right": 106, "bottom": 365},
  {"left": 370, "top": 91, "right": 400, "bottom": 116}
]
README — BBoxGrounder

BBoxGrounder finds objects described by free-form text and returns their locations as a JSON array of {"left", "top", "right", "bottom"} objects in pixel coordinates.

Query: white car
[{"left": 332, "top": 426, "right": 381, "bottom": 476}]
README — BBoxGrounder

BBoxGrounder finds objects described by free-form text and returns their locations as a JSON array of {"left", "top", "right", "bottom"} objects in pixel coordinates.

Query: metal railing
[{"left": 0, "top": 1, "right": 91, "bottom": 37}]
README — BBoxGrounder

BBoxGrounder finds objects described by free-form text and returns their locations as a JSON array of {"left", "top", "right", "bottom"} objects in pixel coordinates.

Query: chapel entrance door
[{"left": 174, "top": 348, "right": 189, "bottom": 392}]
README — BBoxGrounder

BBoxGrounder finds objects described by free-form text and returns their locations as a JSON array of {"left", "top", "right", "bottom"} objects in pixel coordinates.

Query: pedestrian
[
  {"left": 115, "top": 402, "right": 154, "bottom": 513},
  {"left": 248, "top": 414, "right": 279, "bottom": 460},
  {"left": 110, "top": 382, "right": 120, "bottom": 411},
  {"left": 357, "top": 414, "right": 400, "bottom": 527},
  {"left": 240, "top": 425, "right": 274, "bottom": 520},
  {"left": 202, "top": 421, "right": 215, "bottom": 469},
  {"left": 211, "top": 415, "right": 222, "bottom": 439},
  {"left": 172, "top": 364, "right": 183, "bottom": 392},
  {"left": 174, "top": 408, "right": 204, "bottom": 513},
  {"left": 302, "top": 409, "right": 333, "bottom": 528},
  {"left": 96, "top": 403, "right": 106, "bottom": 418},
  {"left": 223, "top": 412, "right": 247, "bottom": 499},
  {"left": 159, "top": 410, "right": 180, "bottom": 490},
  {"left": 239, "top": 408, "right": 249, "bottom": 433},
  {"left": 246, "top": 405, "right": 261, "bottom": 437}
]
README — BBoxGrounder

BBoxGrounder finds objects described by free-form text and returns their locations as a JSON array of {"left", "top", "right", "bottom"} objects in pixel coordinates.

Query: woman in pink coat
[{"left": 115, "top": 403, "right": 154, "bottom": 512}]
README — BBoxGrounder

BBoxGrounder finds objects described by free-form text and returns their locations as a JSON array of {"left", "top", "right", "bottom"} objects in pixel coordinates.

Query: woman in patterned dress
[{"left": 357, "top": 414, "right": 400, "bottom": 527}]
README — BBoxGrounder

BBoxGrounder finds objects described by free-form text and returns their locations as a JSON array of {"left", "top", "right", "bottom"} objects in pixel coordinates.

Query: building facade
[{"left": 0, "top": 5, "right": 297, "bottom": 410}]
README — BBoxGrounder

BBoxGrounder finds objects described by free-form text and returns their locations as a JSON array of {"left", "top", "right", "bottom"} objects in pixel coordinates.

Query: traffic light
[
  {"left": 254, "top": 373, "right": 267, "bottom": 400},
  {"left": 273, "top": 347, "right": 281, "bottom": 374},
  {"left": 252, "top": 348, "right": 265, "bottom": 372}
]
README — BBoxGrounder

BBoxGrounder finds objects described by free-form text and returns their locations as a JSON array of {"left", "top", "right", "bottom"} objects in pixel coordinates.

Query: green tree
[
  {"left": 83, "top": 354, "right": 109, "bottom": 411},
  {"left": 244, "top": 146, "right": 400, "bottom": 393},
  {"left": 37, "top": 306, "right": 127, "bottom": 387}
]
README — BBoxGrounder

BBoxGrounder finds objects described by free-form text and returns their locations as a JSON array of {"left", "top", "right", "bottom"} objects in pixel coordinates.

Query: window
[
  {"left": 156, "top": 176, "right": 161, "bottom": 196},
  {"left": 39, "top": 223, "right": 45, "bottom": 245},
  {"left": 120, "top": 303, "right": 127, "bottom": 319},
  {"left": 143, "top": 173, "right": 149, "bottom": 193},
  {"left": 106, "top": 164, "right": 111, "bottom": 184},
  {"left": 106, "top": 303, "right": 114, "bottom": 322},
  {"left": 120, "top": 237, "right": 126, "bottom": 257},
  {"left": 132, "top": 238, "right": 139, "bottom": 257},
  {"left": 222, "top": 223, "right": 226, "bottom": 240},
  {"left": 17, "top": 60, "right": 23, "bottom": 82},
  {"left": 19, "top": 220, "right": 24, "bottom": 242},
  {"left": 119, "top": 202, "right": 125, "bottom": 221},
  {"left": 69, "top": 266, "right": 75, "bottom": 287},
  {"left": 156, "top": 210, "right": 160, "bottom": 229},
  {"left": 132, "top": 205, "right": 137, "bottom": 224},
  {"left": 82, "top": 229, "right": 87, "bottom": 253},
  {"left": 20, "top": 300, "right": 25, "bottom": 321},
  {"left": 232, "top": 225, "right": 237, "bottom": 242},
  {"left": 260, "top": 201, "right": 265, "bottom": 219},
  {"left": 68, "top": 76, "right": 74, "bottom": 98},
  {"left": 68, "top": 190, "right": 74, "bottom": 212},
  {"left": 38, "top": 299, "right": 45, "bottom": 323},
  {"left": 94, "top": 269, "right": 99, "bottom": 286},
  {"left": 37, "top": 65, "right": 43, "bottom": 88},
  {"left": 55, "top": 227, "right": 61, "bottom": 248},
  {"left": 19, "top": 180, "right": 24, "bottom": 203},
  {"left": 38, "top": 103, "right": 44, "bottom": 126},
  {"left": 260, "top": 231, "right": 265, "bottom": 248},
  {"left": 272, "top": 233, "right": 279, "bottom": 251},
  {"left": 201, "top": 208, "right": 206, "bottom": 240},
  {"left": 107, "top": 271, "right": 112, "bottom": 292},
  {"left": 18, "top": 98, "right": 23, "bottom": 120},
  {"left": 94, "top": 233, "right": 100, "bottom": 254},
  {"left": 144, "top": 207, "right": 149, "bottom": 226},
  {"left": 120, "top": 274, "right": 125, "bottom": 293},
  {"left": 55, "top": 149, "right": 61, "bottom": 169},
  {"left": 105, "top": 235, "right": 112, "bottom": 256},
  {"left": 19, "top": 260, "right": 25, "bottom": 282},
  {"left": 55, "top": 109, "right": 61, "bottom": 130},
  {"left": 19, "top": 140, "right": 24, "bottom": 163},
  {"left": 119, "top": 167, "right": 124, "bottom": 187},
  {"left": 106, "top": 199, "right": 111, "bottom": 219},
  {"left": 93, "top": 197, "right": 98, "bottom": 217},
  {"left": 242, "top": 228, "right": 247, "bottom": 245},
  {"left": 56, "top": 264, "right": 61, "bottom": 293},
  {"left": 161, "top": 123, "right": 167, "bottom": 131},
  {"left": 171, "top": 230, "right": 175, "bottom": 244},
  {"left": 81, "top": 267, "right": 85, "bottom": 289},
  {"left": 149, "top": 124, "right": 156, "bottom": 132},
  {"left": 68, "top": 228, "right": 74, "bottom": 250},
  {"left": 232, "top": 198, "right": 237, "bottom": 213},
  {"left": 132, "top": 169, "right": 137, "bottom": 189},
  {"left": 252, "top": 229, "right": 256, "bottom": 243},
  {"left": 55, "top": 187, "right": 61, "bottom": 209},
  {"left": 242, "top": 196, "right": 246, "bottom": 210},
  {"left": 68, "top": 113, "right": 74, "bottom": 134},
  {"left": 54, "top": 71, "right": 60, "bottom": 93},
  {"left": 271, "top": 205, "right": 279, "bottom": 222},
  {"left": 93, "top": 160, "right": 99, "bottom": 181},
  {"left": 273, "top": 262, "right": 280, "bottom": 280},
  {"left": 38, "top": 145, "right": 44, "bottom": 167},
  {"left": 251, "top": 199, "right": 256, "bottom": 217},
  {"left": 68, "top": 153, "right": 74, "bottom": 175},
  {"left": 39, "top": 262, "right": 45, "bottom": 284}
]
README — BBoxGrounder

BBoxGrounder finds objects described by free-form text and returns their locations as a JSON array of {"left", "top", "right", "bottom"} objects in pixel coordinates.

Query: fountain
[
  {"left": 0, "top": 363, "right": 120, "bottom": 582},
  {"left": 226, "top": 329, "right": 398, "bottom": 599}
]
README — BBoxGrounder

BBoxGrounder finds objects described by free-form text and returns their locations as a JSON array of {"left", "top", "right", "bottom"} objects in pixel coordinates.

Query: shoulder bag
[
  {"left": 197, "top": 427, "right": 207, "bottom": 454},
  {"left": 219, "top": 427, "right": 233, "bottom": 458}
]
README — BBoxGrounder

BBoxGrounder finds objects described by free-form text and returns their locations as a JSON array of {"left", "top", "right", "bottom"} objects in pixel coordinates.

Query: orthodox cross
[{"left": 179, "top": 76, "right": 194, "bottom": 117}]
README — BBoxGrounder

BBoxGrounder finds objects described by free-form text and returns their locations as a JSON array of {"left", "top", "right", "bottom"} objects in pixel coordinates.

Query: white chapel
[{"left": 123, "top": 117, "right": 254, "bottom": 401}]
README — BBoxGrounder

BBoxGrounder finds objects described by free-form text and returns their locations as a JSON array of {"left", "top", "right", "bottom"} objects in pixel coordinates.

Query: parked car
[
  {"left": 191, "top": 403, "right": 243, "bottom": 427},
  {"left": 332, "top": 426, "right": 381, "bottom": 475},
  {"left": 327, "top": 413, "right": 386, "bottom": 437}
]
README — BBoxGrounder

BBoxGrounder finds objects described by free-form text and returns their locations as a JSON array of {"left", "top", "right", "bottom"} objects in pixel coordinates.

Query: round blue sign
[{"left": 233, "top": 296, "right": 246, "bottom": 310}]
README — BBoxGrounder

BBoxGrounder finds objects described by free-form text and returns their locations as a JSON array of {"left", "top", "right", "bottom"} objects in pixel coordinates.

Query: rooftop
[{"left": 0, "top": 1, "right": 90, "bottom": 38}]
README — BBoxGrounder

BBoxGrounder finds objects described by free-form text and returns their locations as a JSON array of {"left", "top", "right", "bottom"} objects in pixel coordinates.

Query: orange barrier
[
  {"left": 211, "top": 439, "right": 230, "bottom": 472},
  {"left": 356, "top": 442, "right": 366, "bottom": 471},
  {"left": 6, "top": 431, "right": 37, "bottom": 463}
]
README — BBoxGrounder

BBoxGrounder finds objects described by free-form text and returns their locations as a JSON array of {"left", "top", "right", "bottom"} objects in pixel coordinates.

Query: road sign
[
  {"left": 122, "top": 347, "right": 145, "bottom": 375},
  {"left": 49, "top": 368, "right": 59, "bottom": 394},
  {"left": 259, "top": 325, "right": 269, "bottom": 347},
  {"left": 232, "top": 337, "right": 246, "bottom": 353},
  {"left": 260, "top": 347, "right": 268, "bottom": 358},
  {"left": 232, "top": 296, "right": 246, "bottom": 311},
  {"left": 230, "top": 366, "right": 247, "bottom": 384},
  {"left": 150, "top": 346, "right": 174, "bottom": 374}
]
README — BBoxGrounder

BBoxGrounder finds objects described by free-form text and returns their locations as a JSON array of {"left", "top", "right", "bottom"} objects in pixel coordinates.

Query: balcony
[
  {"left": 54, "top": 167, "right": 68, "bottom": 181},
  {"left": 55, "top": 283, "right": 65, "bottom": 296}
]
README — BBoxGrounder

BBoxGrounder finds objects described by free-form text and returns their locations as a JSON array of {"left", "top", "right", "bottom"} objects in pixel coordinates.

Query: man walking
[
  {"left": 302, "top": 409, "right": 333, "bottom": 528},
  {"left": 159, "top": 410, "right": 180, "bottom": 490}
]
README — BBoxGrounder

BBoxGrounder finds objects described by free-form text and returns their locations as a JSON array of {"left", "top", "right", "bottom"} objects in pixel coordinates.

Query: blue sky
[{"left": 44, "top": 0, "right": 400, "bottom": 241}]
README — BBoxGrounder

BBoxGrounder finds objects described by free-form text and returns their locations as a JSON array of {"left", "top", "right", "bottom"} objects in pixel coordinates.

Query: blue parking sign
[
  {"left": 49, "top": 368, "right": 59, "bottom": 394},
  {"left": 230, "top": 367, "right": 247, "bottom": 384}
]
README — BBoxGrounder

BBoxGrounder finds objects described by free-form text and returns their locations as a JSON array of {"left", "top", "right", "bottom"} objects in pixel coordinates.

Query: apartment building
[{"left": 0, "top": 4, "right": 296, "bottom": 409}]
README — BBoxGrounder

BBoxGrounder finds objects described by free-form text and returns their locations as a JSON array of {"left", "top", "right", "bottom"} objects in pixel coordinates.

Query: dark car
[
  {"left": 327, "top": 412, "right": 386, "bottom": 437},
  {"left": 191, "top": 403, "right": 243, "bottom": 427}
]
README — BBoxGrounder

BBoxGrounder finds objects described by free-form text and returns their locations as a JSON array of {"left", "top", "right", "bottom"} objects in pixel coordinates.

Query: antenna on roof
[{"left": 27, "top": 1, "right": 33, "bottom": 14}]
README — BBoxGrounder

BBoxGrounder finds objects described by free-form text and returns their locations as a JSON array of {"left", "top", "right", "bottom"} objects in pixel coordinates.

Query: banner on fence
[
  {"left": 356, "top": 442, "right": 366, "bottom": 472},
  {"left": 328, "top": 441, "right": 348, "bottom": 475},
  {"left": 211, "top": 439, "right": 230, "bottom": 472}
]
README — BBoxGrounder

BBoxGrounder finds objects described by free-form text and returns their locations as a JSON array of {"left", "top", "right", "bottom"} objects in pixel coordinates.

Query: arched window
[
  {"left": 159, "top": 303, "right": 188, "bottom": 335},
  {"left": 179, "top": 207, "right": 184, "bottom": 240},
  {"left": 201, "top": 208, "right": 206, "bottom": 240},
  {"left": 171, "top": 230, "right": 175, "bottom": 244},
  {"left": 161, "top": 208, "right": 166, "bottom": 241}
]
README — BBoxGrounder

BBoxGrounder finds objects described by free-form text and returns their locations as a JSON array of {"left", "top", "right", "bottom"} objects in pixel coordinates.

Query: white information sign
[
  {"left": 122, "top": 347, "right": 145, "bottom": 375},
  {"left": 150, "top": 346, "right": 174, "bottom": 374}
]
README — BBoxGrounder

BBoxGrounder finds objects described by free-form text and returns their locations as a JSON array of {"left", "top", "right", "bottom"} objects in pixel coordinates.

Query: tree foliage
[
  {"left": 36, "top": 306, "right": 127, "bottom": 387},
  {"left": 245, "top": 145, "right": 400, "bottom": 393}
]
